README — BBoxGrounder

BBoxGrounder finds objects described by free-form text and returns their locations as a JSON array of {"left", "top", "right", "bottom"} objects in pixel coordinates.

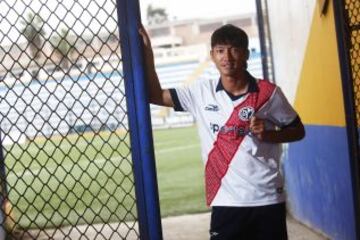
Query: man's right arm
[{"left": 139, "top": 26, "right": 174, "bottom": 107}]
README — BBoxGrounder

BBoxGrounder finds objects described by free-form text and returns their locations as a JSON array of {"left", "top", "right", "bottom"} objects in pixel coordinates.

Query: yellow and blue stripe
[{"left": 284, "top": 1, "right": 357, "bottom": 239}]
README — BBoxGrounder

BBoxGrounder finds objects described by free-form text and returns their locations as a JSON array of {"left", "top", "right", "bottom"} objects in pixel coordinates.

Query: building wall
[
  {"left": 267, "top": 1, "right": 357, "bottom": 239},
  {"left": 267, "top": 0, "right": 315, "bottom": 103},
  {"left": 147, "top": 14, "right": 259, "bottom": 48},
  {"left": 1, "top": 14, "right": 258, "bottom": 74}
]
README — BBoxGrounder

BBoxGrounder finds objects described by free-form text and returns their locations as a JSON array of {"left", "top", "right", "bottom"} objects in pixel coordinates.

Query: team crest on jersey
[{"left": 238, "top": 106, "right": 255, "bottom": 121}]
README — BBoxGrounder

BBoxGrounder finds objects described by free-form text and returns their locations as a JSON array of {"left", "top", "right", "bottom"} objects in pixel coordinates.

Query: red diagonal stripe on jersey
[{"left": 205, "top": 80, "right": 276, "bottom": 206}]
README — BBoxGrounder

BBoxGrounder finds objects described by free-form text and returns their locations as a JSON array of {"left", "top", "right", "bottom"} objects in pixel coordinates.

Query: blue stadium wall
[{"left": 267, "top": 1, "right": 358, "bottom": 239}]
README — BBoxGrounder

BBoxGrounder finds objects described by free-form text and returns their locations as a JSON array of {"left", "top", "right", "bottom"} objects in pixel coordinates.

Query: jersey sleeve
[
  {"left": 169, "top": 82, "right": 199, "bottom": 116},
  {"left": 258, "top": 87, "right": 298, "bottom": 127}
]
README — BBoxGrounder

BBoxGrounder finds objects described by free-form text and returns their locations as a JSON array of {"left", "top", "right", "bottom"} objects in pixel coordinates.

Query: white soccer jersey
[{"left": 170, "top": 73, "right": 298, "bottom": 207}]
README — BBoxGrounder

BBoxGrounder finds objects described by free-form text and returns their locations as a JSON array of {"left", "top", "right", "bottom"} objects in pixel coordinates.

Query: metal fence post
[
  {"left": 0, "top": 132, "right": 6, "bottom": 240},
  {"left": 333, "top": 0, "right": 360, "bottom": 239},
  {"left": 255, "top": 0, "right": 269, "bottom": 80},
  {"left": 116, "top": 0, "right": 163, "bottom": 240},
  {"left": 255, "top": 0, "right": 275, "bottom": 82}
]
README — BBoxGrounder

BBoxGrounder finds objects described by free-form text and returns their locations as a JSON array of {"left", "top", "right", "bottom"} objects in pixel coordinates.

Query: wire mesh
[
  {"left": 344, "top": 0, "right": 360, "bottom": 127},
  {"left": 0, "top": 0, "right": 139, "bottom": 239}
]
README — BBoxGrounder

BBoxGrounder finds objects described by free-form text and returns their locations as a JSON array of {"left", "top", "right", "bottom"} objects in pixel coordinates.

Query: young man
[{"left": 139, "top": 24, "right": 305, "bottom": 240}]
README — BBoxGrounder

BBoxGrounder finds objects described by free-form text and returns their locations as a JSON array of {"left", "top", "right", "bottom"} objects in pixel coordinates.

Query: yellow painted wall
[{"left": 294, "top": 1, "right": 346, "bottom": 126}]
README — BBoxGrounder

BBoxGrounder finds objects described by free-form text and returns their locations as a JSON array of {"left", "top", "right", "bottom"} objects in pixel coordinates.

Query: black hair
[{"left": 211, "top": 24, "right": 249, "bottom": 49}]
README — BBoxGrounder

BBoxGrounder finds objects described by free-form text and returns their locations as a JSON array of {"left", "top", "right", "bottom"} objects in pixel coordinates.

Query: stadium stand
[{"left": 0, "top": 46, "right": 263, "bottom": 143}]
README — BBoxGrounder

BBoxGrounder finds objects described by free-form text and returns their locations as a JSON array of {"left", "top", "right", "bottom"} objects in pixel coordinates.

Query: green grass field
[
  {"left": 4, "top": 126, "right": 207, "bottom": 229},
  {"left": 154, "top": 126, "right": 207, "bottom": 217}
]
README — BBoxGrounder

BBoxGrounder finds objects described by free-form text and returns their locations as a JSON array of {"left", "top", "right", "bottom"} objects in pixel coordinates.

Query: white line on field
[
  {"left": 7, "top": 143, "right": 200, "bottom": 180},
  {"left": 155, "top": 144, "right": 199, "bottom": 154}
]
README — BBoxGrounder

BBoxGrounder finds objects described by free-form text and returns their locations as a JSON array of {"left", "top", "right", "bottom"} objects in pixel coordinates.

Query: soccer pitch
[{"left": 4, "top": 126, "right": 207, "bottom": 229}]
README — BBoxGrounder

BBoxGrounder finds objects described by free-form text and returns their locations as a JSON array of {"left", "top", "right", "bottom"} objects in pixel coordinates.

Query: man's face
[{"left": 210, "top": 44, "right": 249, "bottom": 77}]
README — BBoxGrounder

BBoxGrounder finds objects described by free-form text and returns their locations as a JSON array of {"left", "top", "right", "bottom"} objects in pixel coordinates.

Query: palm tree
[
  {"left": 20, "top": 12, "right": 45, "bottom": 80},
  {"left": 20, "top": 12, "right": 45, "bottom": 61},
  {"left": 147, "top": 4, "right": 168, "bottom": 25},
  {"left": 51, "top": 28, "right": 74, "bottom": 70}
]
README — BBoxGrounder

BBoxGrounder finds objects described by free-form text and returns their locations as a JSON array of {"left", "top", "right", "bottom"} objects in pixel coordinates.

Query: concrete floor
[
  {"left": 162, "top": 212, "right": 329, "bottom": 240},
  {"left": 22, "top": 212, "right": 329, "bottom": 239}
]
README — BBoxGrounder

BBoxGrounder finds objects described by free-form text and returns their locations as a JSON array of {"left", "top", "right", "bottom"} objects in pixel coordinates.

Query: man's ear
[
  {"left": 210, "top": 49, "right": 214, "bottom": 60},
  {"left": 245, "top": 49, "right": 250, "bottom": 60}
]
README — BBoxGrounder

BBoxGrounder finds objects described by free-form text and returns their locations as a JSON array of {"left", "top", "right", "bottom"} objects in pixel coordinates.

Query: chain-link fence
[
  {"left": 0, "top": 0, "right": 140, "bottom": 239},
  {"left": 344, "top": 0, "right": 360, "bottom": 127}
]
